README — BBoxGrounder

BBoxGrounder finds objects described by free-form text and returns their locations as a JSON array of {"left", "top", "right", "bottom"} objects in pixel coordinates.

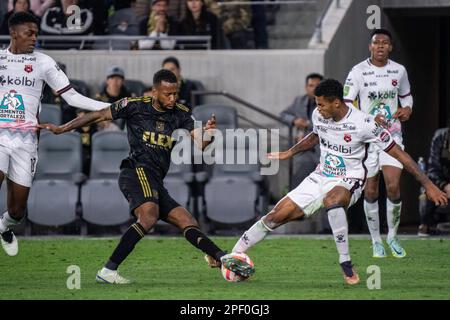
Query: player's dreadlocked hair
[
  {"left": 370, "top": 28, "right": 392, "bottom": 40},
  {"left": 153, "top": 69, "right": 178, "bottom": 86},
  {"left": 314, "top": 79, "right": 344, "bottom": 102},
  {"left": 8, "top": 11, "right": 39, "bottom": 29}
]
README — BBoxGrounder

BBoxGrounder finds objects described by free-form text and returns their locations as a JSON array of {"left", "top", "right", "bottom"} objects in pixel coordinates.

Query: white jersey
[
  {"left": 0, "top": 48, "right": 71, "bottom": 147},
  {"left": 312, "top": 107, "right": 396, "bottom": 181},
  {"left": 343, "top": 59, "right": 413, "bottom": 138}
]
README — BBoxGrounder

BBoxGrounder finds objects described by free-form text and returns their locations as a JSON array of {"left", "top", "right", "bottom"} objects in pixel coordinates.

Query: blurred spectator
[
  {"left": 95, "top": 66, "right": 132, "bottom": 130},
  {"left": 280, "top": 73, "right": 323, "bottom": 186},
  {"left": 40, "top": 0, "right": 94, "bottom": 35},
  {"left": 418, "top": 121, "right": 450, "bottom": 236},
  {"left": 8, "top": 0, "right": 54, "bottom": 17},
  {"left": 75, "top": 109, "right": 98, "bottom": 175},
  {"left": 138, "top": 0, "right": 179, "bottom": 50},
  {"left": 142, "top": 86, "right": 152, "bottom": 97},
  {"left": 1, "top": 0, "right": 40, "bottom": 35},
  {"left": 83, "top": 0, "right": 108, "bottom": 35},
  {"left": 206, "top": 0, "right": 252, "bottom": 49},
  {"left": 107, "top": 0, "right": 140, "bottom": 35},
  {"left": 162, "top": 56, "right": 203, "bottom": 108},
  {"left": 251, "top": 0, "right": 268, "bottom": 49},
  {"left": 179, "top": 0, "right": 225, "bottom": 49}
]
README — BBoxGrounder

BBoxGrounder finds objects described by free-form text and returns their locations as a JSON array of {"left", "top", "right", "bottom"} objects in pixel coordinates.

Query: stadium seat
[
  {"left": 81, "top": 131, "right": 131, "bottom": 226},
  {"left": 27, "top": 132, "right": 83, "bottom": 227},
  {"left": 192, "top": 104, "right": 238, "bottom": 130},
  {"left": 199, "top": 140, "right": 268, "bottom": 230},
  {"left": 124, "top": 79, "right": 148, "bottom": 97},
  {"left": 39, "top": 103, "right": 61, "bottom": 126}
]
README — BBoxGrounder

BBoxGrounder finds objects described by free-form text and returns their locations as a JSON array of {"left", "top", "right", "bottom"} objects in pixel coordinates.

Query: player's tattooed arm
[
  {"left": 268, "top": 132, "right": 319, "bottom": 160},
  {"left": 387, "top": 144, "right": 448, "bottom": 206},
  {"left": 38, "top": 107, "right": 113, "bottom": 134}
]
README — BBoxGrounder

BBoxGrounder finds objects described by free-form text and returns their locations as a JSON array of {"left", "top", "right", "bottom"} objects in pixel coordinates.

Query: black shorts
[{"left": 118, "top": 166, "right": 180, "bottom": 221}]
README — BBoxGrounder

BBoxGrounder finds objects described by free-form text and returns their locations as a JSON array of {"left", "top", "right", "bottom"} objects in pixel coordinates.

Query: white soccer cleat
[
  {"left": 1, "top": 230, "right": 18, "bottom": 256},
  {"left": 96, "top": 268, "right": 131, "bottom": 284}
]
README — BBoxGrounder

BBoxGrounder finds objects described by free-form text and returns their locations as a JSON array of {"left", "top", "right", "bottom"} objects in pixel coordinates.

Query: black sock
[
  {"left": 183, "top": 226, "right": 226, "bottom": 261},
  {"left": 105, "top": 223, "right": 146, "bottom": 270}
]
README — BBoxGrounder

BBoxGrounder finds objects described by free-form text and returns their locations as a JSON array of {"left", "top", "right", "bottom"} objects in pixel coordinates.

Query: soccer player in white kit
[
  {"left": 231, "top": 79, "right": 447, "bottom": 285},
  {"left": 0, "top": 12, "right": 110, "bottom": 256},
  {"left": 343, "top": 29, "right": 413, "bottom": 258}
]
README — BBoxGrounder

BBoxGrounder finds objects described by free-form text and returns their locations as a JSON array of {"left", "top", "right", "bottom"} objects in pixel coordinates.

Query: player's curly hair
[
  {"left": 8, "top": 11, "right": 39, "bottom": 29},
  {"left": 153, "top": 69, "right": 178, "bottom": 86},
  {"left": 314, "top": 79, "right": 344, "bottom": 102},
  {"left": 370, "top": 28, "right": 392, "bottom": 40}
]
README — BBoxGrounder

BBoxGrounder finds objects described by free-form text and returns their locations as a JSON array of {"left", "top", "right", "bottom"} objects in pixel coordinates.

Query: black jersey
[{"left": 110, "top": 96, "right": 194, "bottom": 179}]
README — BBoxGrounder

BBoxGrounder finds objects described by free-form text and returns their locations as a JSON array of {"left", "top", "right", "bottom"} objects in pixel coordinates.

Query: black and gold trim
[{"left": 136, "top": 167, "right": 153, "bottom": 198}]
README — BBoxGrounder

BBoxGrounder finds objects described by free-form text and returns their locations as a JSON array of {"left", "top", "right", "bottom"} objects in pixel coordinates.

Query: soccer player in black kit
[{"left": 40, "top": 69, "right": 254, "bottom": 284}]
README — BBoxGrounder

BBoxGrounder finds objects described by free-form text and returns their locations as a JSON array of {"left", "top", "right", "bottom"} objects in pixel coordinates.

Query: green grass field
[{"left": 1, "top": 236, "right": 449, "bottom": 300}]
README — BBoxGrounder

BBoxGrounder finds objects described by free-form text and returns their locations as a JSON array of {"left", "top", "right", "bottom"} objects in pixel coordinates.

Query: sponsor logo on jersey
[
  {"left": 323, "top": 153, "right": 346, "bottom": 177},
  {"left": 392, "top": 79, "right": 398, "bottom": 86},
  {"left": 370, "top": 103, "right": 393, "bottom": 120},
  {"left": 320, "top": 138, "right": 352, "bottom": 154},
  {"left": 344, "top": 133, "right": 352, "bottom": 142},
  {"left": 0, "top": 65, "right": 7, "bottom": 70},
  {"left": 156, "top": 121, "right": 165, "bottom": 132},
  {"left": 387, "top": 69, "right": 399, "bottom": 74},
  {"left": 0, "top": 90, "right": 25, "bottom": 122},
  {"left": 0, "top": 75, "right": 36, "bottom": 87},
  {"left": 0, "top": 56, "right": 7, "bottom": 61},
  {"left": 380, "top": 131, "right": 390, "bottom": 143},
  {"left": 344, "top": 85, "right": 350, "bottom": 96},
  {"left": 368, "top": 90, "right": 397, "bottom": 101},
  {"left": 372, "top": 123, "right": 384, "bottom": 136},
  {"left": 142, "top": 131, "right": 175, "bottom": 150},
  {"left": 24, "top": 65, "right": 33, "bottom": 73},
  {"left": 363, "top": 71, "right": 374, "bottom": 76},
  {"left": 7, "top": 56, "right": 36, "bottom": 63}
]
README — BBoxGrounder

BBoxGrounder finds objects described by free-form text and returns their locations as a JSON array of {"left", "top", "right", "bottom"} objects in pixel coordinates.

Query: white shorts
[
  {"left": 365, "top": 135, "right": 404, "bottom": 178},
  {"left": 287, "top": 171, "right": 363, "bottom": 217},
  {"left": 0, "top": 142, "right": 38, "bottom": 187}
]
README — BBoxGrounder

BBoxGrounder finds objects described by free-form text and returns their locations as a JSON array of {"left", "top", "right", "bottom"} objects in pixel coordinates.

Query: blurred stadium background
[{"left": 0, "top": 0, "right": 448, "bottom": 237}]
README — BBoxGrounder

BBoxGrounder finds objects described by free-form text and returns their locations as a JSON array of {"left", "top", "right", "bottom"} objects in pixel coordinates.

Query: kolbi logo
[
  {"left": 320, "top": 138, "right": 352, "bottom": 154},
  {"left": 0, "top": 75, "right": 36, "bottom": 87}
]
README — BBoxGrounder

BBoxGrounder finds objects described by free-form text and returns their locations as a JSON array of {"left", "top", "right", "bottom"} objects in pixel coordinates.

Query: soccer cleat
[
  {"left": 340, "top": 261, "right": 360, "bottom": 285},
  {"left": 372, "top": 242, "right": 387, "bottom": 258},
  {"left": 387, "top": 237, "right": 407, "bottom": 258},
  {"left": 220, "top": 253, "right": 255, "bottom": 278},
  {"left": 96, "top": 268, "right": 131, "bottom": 284},
  {"left": 1, "top": 230, "right": 18, "bottom": 256},
  {"left": 204, "top": 254, "right": 221, "bottom": 268}
]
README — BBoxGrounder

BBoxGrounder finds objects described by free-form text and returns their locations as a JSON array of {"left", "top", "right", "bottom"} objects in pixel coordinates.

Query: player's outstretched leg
[
  {"left": 96, "top": 203, "right": 158, "bottom": 284},
  {"left": 167, "top": 207, "right": 255, "bottom": 278},
  {"left": 232, "top": 196, "right": 302, "bottom": 254}
]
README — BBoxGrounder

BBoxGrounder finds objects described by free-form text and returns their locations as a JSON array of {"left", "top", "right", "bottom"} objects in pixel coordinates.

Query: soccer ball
[{"left": 221, "top": 252, "right": 254, "bottom": 282}]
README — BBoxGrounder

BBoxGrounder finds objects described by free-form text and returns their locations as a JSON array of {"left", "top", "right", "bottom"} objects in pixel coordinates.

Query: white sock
[
  {"left": 387, "top": 198, "right": 402, "bottom": 240},
  {"left": 327, "top": 206, "right": 350, "bottom": 264},
  {"left": 364, "top": 199, "right": 382, "bottom": 244},
  {"left": 0, "top": 212, "right": 20, "bottom": 234},
  {"left": 232, "top": 219, "right": 272, "bottom": 253}
]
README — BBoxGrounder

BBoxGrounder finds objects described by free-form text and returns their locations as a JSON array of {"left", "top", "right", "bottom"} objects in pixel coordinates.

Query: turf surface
[{"left": 1, "top": 236, "right": 449, "bottom": 300}]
